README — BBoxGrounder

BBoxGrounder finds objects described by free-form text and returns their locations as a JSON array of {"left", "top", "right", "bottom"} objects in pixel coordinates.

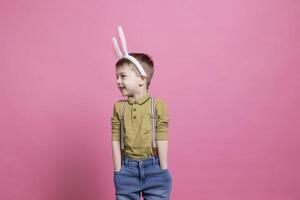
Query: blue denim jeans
[{"left": 113, "top": 156, "right": 172, "bottom": 200}]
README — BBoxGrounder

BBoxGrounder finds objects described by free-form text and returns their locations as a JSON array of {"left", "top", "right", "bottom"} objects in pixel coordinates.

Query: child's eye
[{"left": 116, "top": 75, "right": 126, "bottom": 79}]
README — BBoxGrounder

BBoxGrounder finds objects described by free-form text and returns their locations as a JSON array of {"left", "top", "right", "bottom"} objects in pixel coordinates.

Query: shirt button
[
  {"left": 133, "top": 108, "right": 136, "bottom": 111},
  {"left": 133, "top": 116, "right": 136, "bottom": 119}
]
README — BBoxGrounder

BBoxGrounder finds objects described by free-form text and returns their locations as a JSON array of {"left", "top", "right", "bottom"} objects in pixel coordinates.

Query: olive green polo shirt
[{"left": 111, "top": 91, "right": 169, "bottom": 160}]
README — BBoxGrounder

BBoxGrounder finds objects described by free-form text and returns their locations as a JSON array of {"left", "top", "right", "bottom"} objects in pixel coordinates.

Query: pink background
[{"left": 1, "top": 0, "right": 300, "bottom": 199}]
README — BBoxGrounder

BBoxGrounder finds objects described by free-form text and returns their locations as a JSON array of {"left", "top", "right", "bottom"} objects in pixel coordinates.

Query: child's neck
[{"left": 128, "top": 89, "right": 148, "bottom": 101}]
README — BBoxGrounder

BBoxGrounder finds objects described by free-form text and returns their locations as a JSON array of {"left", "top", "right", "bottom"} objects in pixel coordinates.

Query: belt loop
[
  {"left": 152, "top": 156, "right": 155, "bottom": 166},
  {"left": 124, "top": 157, "right": 128, "bottom": 166}
]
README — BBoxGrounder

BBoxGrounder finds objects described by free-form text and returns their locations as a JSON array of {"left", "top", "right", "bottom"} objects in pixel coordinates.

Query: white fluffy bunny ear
[
  {"left": 112, "top": 37, "right": 123, "bottom": 58},
  {"left": 117, "top": 26, "right": 128, "bottom": 55},
  {"left": 112, "top": 26, "right": 147, "bottom": 77}
]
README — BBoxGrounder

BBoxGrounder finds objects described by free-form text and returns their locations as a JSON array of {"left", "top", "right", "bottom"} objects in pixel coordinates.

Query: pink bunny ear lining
[{"left": 117, "top": 26, "right": 128, "bottom": 55}]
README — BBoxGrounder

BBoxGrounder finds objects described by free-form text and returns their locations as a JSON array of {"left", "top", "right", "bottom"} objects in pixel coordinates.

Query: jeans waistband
[{"left": 122, "top": 156, "right": 159, "bottom": 168}]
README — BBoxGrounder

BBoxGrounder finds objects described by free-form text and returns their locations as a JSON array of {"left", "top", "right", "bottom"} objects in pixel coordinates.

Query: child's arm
[
  {"left": 155, "top": 99, "right": 170, "bottom": 169},
  {"left": 157, "top": 141, "right": 168, "bottom": 169},
  {"left": 112, "top": 141, "right": 122, "bottom": 171},
  {"left": 111, "top": 102, "right": 122, "bottom": 172}
]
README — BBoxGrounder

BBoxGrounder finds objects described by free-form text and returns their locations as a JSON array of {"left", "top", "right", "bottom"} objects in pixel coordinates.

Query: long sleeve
[
  {"left": 155, "top": 100, "right": 169, "bottom": 140},
  {"left": 111, "top": 102, "right": 121, "bottom": 141}
]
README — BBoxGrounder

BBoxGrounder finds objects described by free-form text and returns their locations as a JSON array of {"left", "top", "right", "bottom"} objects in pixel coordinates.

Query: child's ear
[{"left": 139, "top": 76, "right": 146, "bottom": 86}]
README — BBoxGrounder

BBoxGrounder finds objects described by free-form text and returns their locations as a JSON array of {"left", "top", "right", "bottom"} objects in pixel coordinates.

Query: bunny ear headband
[{"left": 112, "top": 26, "right": 147, "bottom": 77}]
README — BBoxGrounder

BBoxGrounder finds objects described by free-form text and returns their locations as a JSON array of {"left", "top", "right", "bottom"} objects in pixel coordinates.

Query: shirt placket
[{"left": 131, "top": 102, "right": 138, "bottom": 129}]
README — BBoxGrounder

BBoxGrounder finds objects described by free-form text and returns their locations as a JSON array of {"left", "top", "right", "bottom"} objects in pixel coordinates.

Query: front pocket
[
  {"left": 159, "top": 166, "right": 169, "bottom": 172},
  {"left": 140, "top": 113, "right": 156, "bottom": 133},
  {"left": 160, "top": 169, "right": 169, "bottom": 175},
  {"left": 114, "top": 169, "right": 122, "bottom": 174},
  {"left": 114, "top": 164, "right": 125, "bottom": 175}
]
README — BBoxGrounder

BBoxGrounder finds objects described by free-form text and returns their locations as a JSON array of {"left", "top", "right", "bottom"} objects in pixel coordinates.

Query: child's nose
[{"left": 117, "top": 77, "right": 122, "bottom": 84}]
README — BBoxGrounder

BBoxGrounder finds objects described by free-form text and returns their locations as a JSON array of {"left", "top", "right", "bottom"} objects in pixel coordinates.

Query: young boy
[{"left": 111, "top": 27, "right": 172, "bottom": 200}]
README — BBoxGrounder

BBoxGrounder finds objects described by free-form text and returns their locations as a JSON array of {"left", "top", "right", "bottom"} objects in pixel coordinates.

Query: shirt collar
[{"left": 127, "top": 91, "right": 151, "bottom": 105}]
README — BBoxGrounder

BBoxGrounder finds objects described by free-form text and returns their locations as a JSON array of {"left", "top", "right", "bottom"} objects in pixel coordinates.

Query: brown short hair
[{"left": 115, "top": 53, "right": 154, "bottom": 89}]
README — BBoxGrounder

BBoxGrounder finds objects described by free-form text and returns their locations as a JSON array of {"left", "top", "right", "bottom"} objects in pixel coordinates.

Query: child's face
[{"left": 116, "top": 64, "right": 145, "bottom": 96}]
